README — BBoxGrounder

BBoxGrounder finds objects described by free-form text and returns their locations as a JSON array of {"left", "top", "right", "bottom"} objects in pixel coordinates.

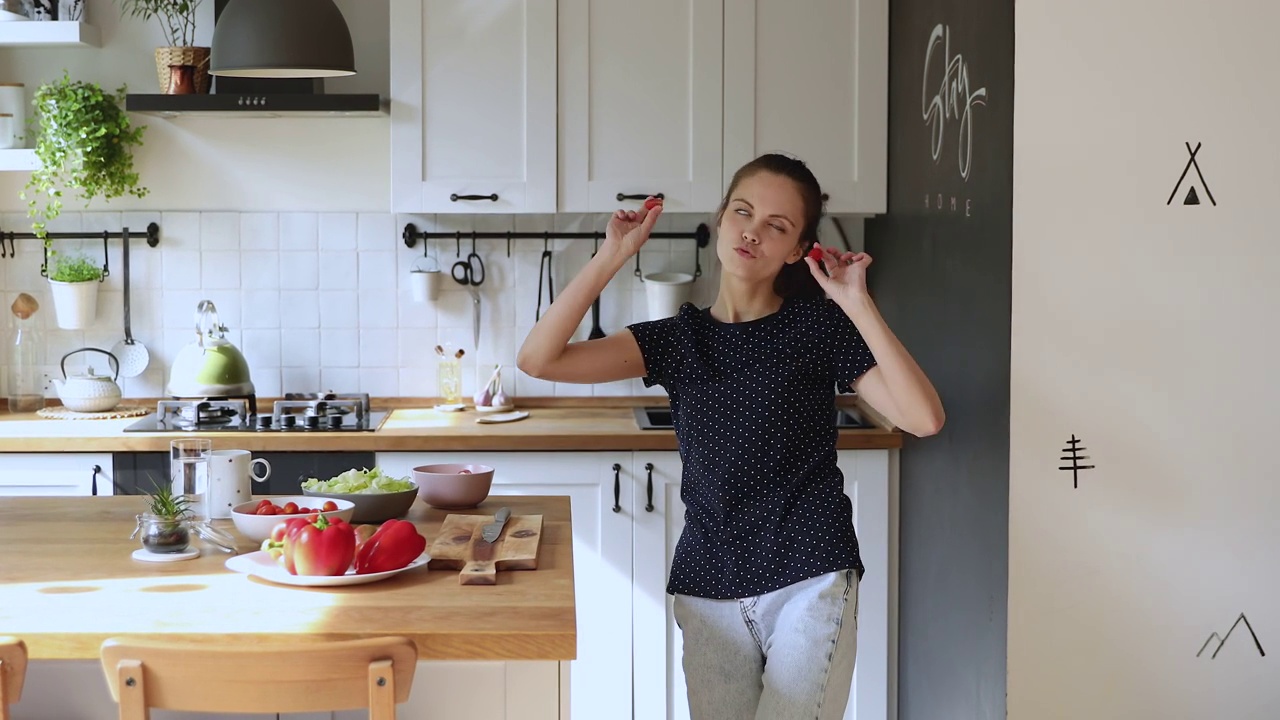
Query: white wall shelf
[
  {"left": 0, "top": 149, "right": 36, "bottom": 171},
  {"left": 0, "top": 21, "right": 100, "bottom": 48}
]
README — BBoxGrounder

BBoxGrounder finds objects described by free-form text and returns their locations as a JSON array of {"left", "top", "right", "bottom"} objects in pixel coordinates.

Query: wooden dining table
[{"left": 0, "top": 494, "right": 576, "bottom": 662}]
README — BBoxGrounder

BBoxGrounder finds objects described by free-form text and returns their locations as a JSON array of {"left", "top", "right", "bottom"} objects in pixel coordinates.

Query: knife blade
[{"left": 481, "top": 506, "right": 511, "bottom": 543}]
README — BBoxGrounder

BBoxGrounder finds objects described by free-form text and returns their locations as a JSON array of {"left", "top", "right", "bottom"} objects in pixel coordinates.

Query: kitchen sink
[{"left": 633, "top": 406, "right": 873, "bottom": 430}]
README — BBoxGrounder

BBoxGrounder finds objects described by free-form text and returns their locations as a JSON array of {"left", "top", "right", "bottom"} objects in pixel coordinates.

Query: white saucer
[
  {"left": 132, "top": 547, "right": 200, "bottom": 563},
  {"left": 434, "top": 403, "right": 466, "bottom": 412},
  {"left": 476, "top": 411, "right": 529, "bottom": 424},
  {"left": 475, "top": 404, "right": 515, "bottom": 413}
]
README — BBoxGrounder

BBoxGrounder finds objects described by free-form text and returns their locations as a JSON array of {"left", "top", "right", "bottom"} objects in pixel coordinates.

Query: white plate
[
  {"left": 475, "top": 403, "right": 515, "bottom": 413},
  {"left": 475, "top": 411, "right": 529, "bottom": 424},
  {"left": 224, "top": 551, "right": 431, "bottom": 587}
]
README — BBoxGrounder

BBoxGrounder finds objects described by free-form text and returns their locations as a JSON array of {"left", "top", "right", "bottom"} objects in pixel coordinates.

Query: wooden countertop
[
  {"left": 0, "top": 402, "right": 902, "bottom": 452},
  {"left": 0, "top": 495, "right": 575, "bottom": 661}
]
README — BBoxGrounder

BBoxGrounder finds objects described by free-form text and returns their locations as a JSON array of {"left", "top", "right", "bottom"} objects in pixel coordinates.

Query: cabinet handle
[
  {"left": 450, "top": 193, "right": 499, "bottom": 202},
  {"left": 611, "top": 463, "right": 622, "bottom": 513},
  {"left": 644, "top": 462, "right": 655, "bottom": 512},
  {"left": 91, "top": 464, "right": 101, "bottom": 496},
  {"left": 616, "top": 192, "right": 664, "bottom": 202}
]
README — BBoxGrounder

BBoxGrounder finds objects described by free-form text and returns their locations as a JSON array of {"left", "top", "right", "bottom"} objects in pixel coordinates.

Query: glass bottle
[{"left": 7, "top": 293, "right": 43, "bottom": 413}]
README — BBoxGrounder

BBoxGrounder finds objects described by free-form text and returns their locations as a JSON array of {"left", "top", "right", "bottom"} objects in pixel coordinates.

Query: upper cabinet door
[
  {"left": 390, "top": 0, "right": 557, "bottom": 214},
  {"left": 723, "top": 0, "right": 888, "bottom": 215},
  {"left": 559, "top": 0, "right": 723, "bottom": 213}
]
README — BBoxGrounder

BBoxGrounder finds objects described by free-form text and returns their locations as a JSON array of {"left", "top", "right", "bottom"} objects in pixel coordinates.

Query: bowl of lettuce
[{"left": 300, "top": 468, "right": 419, "bottom": 523}]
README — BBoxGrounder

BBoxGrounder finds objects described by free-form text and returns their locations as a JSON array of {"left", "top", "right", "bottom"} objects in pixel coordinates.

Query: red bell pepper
[
  {"left": 353, "top": 519, "right": 427, "bottom": 575},
  {"left": 283, "top": 513, "right": 356, "bottom": 576}
]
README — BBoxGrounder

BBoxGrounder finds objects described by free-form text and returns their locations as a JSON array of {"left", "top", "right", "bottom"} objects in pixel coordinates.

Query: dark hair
[{"left": 714, "top": 153, "right": 826, "bottom": 299}]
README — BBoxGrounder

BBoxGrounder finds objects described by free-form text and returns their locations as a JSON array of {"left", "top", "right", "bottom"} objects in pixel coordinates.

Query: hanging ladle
[
  {"left": 111, "top": 231, "right": 149, "bottom": 378},
  {"left": 588, "top": 237, "right": 606, "bottom": 340}
]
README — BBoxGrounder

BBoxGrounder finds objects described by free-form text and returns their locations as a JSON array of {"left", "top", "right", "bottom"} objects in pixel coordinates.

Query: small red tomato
[
  {"left": 282, "top": 501, "right": 300, "bottom": 515},
  {"left": 643, "top": 197, "right": 662, "bottom": 210},
  {"left": 807, "top": 246, "right": 826, "bottom": 262},
  {"left": 322, "top": 500, "right": 338, "bottom": 512}
]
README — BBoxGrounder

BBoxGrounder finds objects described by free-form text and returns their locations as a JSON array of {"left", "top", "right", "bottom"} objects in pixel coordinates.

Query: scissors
[{"left": 452, "top": 238, "right": 485, "bottom": 353}]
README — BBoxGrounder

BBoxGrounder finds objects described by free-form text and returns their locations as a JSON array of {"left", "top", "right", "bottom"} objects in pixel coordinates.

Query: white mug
[{"left": 206, "top": 449, "right": 271, "bottom": 519}]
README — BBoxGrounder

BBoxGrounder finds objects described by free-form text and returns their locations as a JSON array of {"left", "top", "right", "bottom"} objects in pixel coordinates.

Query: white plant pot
[{"left": 48, "top": 279, "right": 99, "bottom": 329}]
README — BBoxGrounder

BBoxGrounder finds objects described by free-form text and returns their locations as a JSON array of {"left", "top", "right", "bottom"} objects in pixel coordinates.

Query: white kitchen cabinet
[
  {"left": 631, "top": 449, "right": 893, "bottom": 720},
  {"left": 376, "top": 451, "right": 634, "bottom": 720},
  {"left": 390, "top": 0, "right": 558, "bottom": 213},
  {"left": 0, "top": 453, "right": 113, "bottom": 496},
  {"left": 558, "top": 0, "right": 723, "bottom": 212},
  {"left": 723, "top": 0, "right": 888, "bottom": 214}
]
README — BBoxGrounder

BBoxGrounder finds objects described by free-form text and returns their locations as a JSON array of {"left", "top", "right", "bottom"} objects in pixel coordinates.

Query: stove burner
[{"left": 122, "top": 392, "right": 386, "bottom": 433}]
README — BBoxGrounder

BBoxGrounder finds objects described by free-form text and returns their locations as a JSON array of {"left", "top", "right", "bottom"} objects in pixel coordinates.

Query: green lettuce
[{"left": 301, "top": 467, "right": 415, "bottom": 494}]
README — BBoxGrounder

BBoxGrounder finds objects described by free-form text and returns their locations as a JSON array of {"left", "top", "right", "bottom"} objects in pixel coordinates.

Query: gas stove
[{"left": 122, "top": 393, "right": 389, "bottom": 433}]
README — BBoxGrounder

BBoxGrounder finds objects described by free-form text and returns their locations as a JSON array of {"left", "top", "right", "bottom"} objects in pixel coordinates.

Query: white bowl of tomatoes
[{"left": 229, "top": 496, "right": 356, "bottom": 542}]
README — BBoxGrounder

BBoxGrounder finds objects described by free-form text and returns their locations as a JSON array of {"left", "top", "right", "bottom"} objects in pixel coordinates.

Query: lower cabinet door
[
  {"left": 631, "top": 451, "right": 688, "bottom": 720},
  {"left": 0, "top": 453, "right": 113, "bottom": 496},
  {"left": 376, "top": 451, "right": 634, "bottom": 720}
]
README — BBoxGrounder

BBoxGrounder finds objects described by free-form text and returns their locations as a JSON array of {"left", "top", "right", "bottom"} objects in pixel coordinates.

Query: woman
[{"left": 518, "top": 153, "right": 943, "bottom": 719}]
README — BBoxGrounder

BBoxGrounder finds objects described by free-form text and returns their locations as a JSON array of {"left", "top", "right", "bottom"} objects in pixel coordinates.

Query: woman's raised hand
[
  {"left": 603, "top": 196, "right": 664, "bottom": 260},
  {"left": 804, "top": 243, "right": 873, "bottom": 305}
]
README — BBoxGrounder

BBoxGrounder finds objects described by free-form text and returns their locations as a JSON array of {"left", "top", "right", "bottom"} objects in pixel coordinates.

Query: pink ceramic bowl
[{"left": 411, "top": 463, "right": 494, "bottom": 509}]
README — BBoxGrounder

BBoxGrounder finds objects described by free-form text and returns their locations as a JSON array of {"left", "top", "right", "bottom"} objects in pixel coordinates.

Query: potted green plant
[
  {"left": 134, "top": 480, "right": 194, "bottom": 554},
  {"left": 46, "top": 251, "right": 104, "bottom": 329},
  {"left": 21, "top": 71, "right": 148, "bottom": 243},
  {"left": 115, "top": 0, "right": 210, "bottom": 94}
]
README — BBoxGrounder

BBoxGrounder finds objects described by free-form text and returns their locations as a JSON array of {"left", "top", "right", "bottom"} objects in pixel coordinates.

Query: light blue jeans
[{"left": 672, "top": 569, "right": 859, "bottom": 720}]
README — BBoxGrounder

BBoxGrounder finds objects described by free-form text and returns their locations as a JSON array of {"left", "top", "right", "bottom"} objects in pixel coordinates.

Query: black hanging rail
[
  {"left": 402, "top": 221, "right": 711, "bottom": 257},
  {"left": 0, "top": 222, "right": 161, "bottom": 279}
]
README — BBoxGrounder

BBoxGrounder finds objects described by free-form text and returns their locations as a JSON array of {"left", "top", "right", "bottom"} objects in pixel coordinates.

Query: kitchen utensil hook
[
  {"left": 455, "top": 231, "right": 462, "bottom": 257},
  {"left": 536, "top": 236, "right": 555, "bottom": 320}
]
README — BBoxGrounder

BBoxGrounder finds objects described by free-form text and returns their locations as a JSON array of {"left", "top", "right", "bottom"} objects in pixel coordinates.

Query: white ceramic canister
[{"left": 0, "top": 83, "right": 25, "bottom": 149}]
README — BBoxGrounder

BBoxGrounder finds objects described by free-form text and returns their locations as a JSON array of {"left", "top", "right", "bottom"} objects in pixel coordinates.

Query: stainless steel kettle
[{"left": 166, "top": 300, "right": 255, "bottom": 397}]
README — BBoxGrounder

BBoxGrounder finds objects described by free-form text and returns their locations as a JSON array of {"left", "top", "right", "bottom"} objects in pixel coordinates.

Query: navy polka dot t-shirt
[{"left": 627, "top": 295, "right": 878, "bottom": 600}]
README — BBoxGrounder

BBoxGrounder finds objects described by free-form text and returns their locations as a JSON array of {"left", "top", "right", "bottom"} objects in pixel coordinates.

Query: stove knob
[
  {"left": 305, "top": 414, "right": 321, "bottom": 430},
  {"left": 256, "top": 415, "right": 273, "bottom": 430},
  {"left": 281, "top": 414, "right": 297, "bottom": 429},
  {"left": 328, "top": 415, "right": 344, "bottom": 429}
]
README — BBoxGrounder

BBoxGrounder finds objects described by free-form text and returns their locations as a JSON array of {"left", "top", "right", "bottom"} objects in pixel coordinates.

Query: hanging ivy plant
[{"left": 21, "top": 71, "right": 149, "bottom": 245}]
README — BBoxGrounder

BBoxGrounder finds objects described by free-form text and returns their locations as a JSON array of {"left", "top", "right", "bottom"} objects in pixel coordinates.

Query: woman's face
[{"left": 715, "top": 171, "right": 807, "bottom": 283}]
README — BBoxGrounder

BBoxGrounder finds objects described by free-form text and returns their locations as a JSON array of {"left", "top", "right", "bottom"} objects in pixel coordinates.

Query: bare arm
[
  {"left": 845, "top": 297, "right": 945, "bottom": 437},
  {"left": 805, "top": 246, "right": 944, "bottom": 438},
  {"left": 517, "top": 200, "right": 662, "bottom": 384}
]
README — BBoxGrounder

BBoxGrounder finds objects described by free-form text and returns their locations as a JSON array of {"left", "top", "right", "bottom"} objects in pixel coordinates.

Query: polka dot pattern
[{"left": 627, "top": 296, "right": 877, "bottom": 600}]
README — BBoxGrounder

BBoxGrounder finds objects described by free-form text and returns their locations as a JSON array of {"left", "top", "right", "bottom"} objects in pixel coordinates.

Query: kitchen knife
[{"left": 481, "top": 506, "right": 511, "bottom": 543}]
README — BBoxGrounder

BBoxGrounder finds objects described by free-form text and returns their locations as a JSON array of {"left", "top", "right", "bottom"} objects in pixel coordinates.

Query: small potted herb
[
  {"left": 46, "top": 251, "right": 104, "bottom": 329},
  {"left": 133, "top": 481, "right": 194, "bottom": 554}
]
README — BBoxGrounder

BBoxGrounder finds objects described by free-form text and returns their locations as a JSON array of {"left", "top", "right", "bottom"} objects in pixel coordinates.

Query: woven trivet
[{"left": 36, "top": 405, "right": 152, "bottom": 420}]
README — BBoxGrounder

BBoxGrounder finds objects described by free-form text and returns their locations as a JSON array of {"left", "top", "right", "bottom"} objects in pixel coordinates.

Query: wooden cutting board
[{"left": 427, "top": 513, "right": 543, "bottom": 585}]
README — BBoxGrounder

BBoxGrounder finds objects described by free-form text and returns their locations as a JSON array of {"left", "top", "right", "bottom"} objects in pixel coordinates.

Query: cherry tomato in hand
[{"left": 643, "top": 197, "right": 662, "bottom": 210}]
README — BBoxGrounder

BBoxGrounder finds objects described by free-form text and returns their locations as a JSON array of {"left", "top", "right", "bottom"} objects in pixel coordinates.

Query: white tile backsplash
[{"left": 1, "top": 211, "right": 722, "bottom": 400}]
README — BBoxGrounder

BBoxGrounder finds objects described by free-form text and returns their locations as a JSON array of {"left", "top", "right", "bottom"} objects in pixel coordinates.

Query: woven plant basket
[{"left": 154, "top": 46, "right": 212, "bottom": 94}]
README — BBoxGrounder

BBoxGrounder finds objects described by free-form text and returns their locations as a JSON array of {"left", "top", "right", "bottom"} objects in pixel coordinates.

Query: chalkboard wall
[{"left": 862, "top": 0, "right": 1013, "bottom": 718}]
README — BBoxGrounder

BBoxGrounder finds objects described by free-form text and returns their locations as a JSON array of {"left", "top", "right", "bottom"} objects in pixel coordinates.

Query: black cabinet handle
[
  {"left": 611, "top": 463, "right": 622, "bottom": 513},
  {"left": 644, "top": 462, "right": 655, "bottom": 512},
  {"left": 616, "top": 192, "right": 664, "bottom": 202},
  {"left": 450, "top": 193, "right": 499, "bottom": 202},
  {"left": 91, "top": 464, "right": 101, "bottom": 496}
]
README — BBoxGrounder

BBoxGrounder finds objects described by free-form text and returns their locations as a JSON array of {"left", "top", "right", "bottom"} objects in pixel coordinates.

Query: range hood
[{"left": 125, "top": 0, "right": 385, "bottom": 118}]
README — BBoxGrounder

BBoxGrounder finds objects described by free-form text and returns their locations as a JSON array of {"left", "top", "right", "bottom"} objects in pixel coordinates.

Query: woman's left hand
[{"left": 804, "top": 244, "right": 872, "bottom": 305}]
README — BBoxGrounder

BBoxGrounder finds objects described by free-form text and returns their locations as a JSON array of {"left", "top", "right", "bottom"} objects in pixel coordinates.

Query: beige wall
[{"left": 1010, "top": 1, "right": 1278, "bottom": 718}]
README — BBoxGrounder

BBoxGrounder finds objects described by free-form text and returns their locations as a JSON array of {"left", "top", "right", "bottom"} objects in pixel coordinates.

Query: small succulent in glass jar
[{"left": 132, "top": 480, "right": 194, "bottom": 553}]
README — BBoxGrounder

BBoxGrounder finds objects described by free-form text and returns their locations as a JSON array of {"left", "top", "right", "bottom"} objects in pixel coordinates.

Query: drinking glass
[
  {"left": 437, "top": 342, "right": 462, "bottom": 405},
  {"left": 170, "top": 438, "right": 212, "bottom": 518}
]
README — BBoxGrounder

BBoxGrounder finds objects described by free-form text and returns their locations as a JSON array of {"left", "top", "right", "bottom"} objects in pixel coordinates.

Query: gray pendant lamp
[{"left": 210, "top": 0, "right": 356, "bottom": 78}]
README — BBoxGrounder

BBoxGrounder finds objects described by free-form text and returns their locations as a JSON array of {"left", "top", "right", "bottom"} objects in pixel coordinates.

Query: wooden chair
[
  {"left": 100, "top": 636, "right": 417, "bottom": 720},
  {"left": 0, "top": 637, "right": 28, "bottom": 720}
]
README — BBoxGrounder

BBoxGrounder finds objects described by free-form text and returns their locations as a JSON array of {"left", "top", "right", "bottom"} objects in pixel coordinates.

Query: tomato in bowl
[{"left": 230, "top": 496, "right": 355, "bottom": 541}]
